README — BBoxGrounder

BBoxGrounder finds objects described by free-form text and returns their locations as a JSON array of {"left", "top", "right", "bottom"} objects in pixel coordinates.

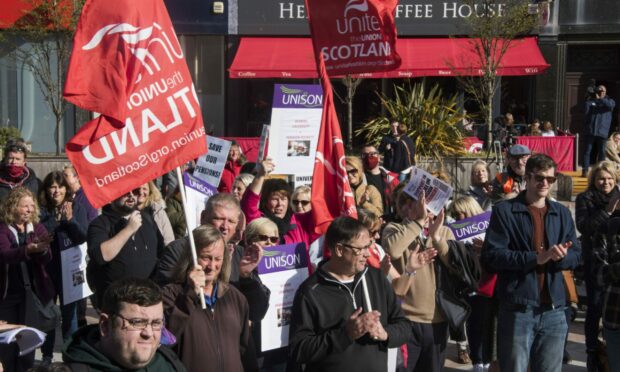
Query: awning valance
[{"left": 229, "top": 37, "right": 549, "bottom": 79}]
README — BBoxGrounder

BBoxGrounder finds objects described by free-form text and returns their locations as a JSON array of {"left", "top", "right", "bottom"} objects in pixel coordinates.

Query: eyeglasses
[
  {"left": 115, "top": 314, "right": 164, "bottom": 331},
  {"left": 346, "top": 169, "right": 358, "bottom": 176},
  {"left": 257, "top": 234, "right": 279, "bottom": 244},
  {"left": 531, "top": 174, "right": 557, "bottom": 184},
  {"left": 339, "top": 242, "right": 371, "bottom": 256},
  {"left": 361, "top": 152, "right": 379, "bottom": 158},
  {"left": 292, "top": 200, "right": 310, "bottom": 206}
]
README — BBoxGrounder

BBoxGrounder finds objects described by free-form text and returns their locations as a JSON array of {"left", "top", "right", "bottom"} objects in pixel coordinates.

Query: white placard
[
  {"left": 403, "top": 167, "right": 453, "bottom": 216},
  {"left": 60, "top": 243, "right": 93, "bottom": 305},
  {"left": 194, "top": 136, "right": 232, "bottom": 187},
  {"left": 257, "top": 243, "right": 309, "bottom": 351},
  {"left": 267, "top": 84, "right": 322, "bottom": 175},
  {"left": 183, "top": 172, "right": 218, "bottom": 232},
  {"left": 293, "top": 174, "right": 313, "bottom": 188},
  {"left": 0, "top": 326, "right": 46, "bottom": 356}
]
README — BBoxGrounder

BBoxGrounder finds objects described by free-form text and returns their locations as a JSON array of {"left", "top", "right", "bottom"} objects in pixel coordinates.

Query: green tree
[
  {"left": 1, "top": 0, "right": 84, "bottom": 155},
  {"left": 456, "top": 0, "right": 540, "bottom": 148},
  {"left": 355, "top": 80, "right": 466, "bottom": 166}
]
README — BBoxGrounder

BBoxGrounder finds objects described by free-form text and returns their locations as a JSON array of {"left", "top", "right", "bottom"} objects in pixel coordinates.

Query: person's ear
[{"left": 99, "top": 313, "right": 112, "bottom": 337}]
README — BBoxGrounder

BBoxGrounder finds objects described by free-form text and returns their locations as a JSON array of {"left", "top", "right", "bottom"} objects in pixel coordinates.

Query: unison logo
[
  {"left": 279, "top": 85, "right": 323, "bottom": 107},
  {"left": 263, "top": 250, "right": 303, "bottom": 270}
]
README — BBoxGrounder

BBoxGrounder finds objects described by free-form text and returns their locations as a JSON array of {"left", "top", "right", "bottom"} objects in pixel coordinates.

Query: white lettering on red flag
[
  {"left": 63, "top": 0, "right": 206, "bottom": 208},
  {"left": 310, "top": 55, "right": 357, "bottom": 235},
  {"left": 305, "top": 0, "right": 401, "bottom": 76}
]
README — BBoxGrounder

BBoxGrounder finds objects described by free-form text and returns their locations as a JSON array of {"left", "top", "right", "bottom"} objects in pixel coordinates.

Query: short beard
[{"left": 113, "top": 202, "right": 137, "bottom": 215}]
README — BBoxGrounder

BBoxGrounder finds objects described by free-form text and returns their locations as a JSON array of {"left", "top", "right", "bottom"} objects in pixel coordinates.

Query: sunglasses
[
  {"left": 531, "top": 174, "right": 557, "bottom": 184},
  {"left": 346, "top": 169, "right": 358, "bottom": 176},
  {"left": 292, "top": 200, "right": 310, "bottom": 206},
  {"left": 257, "top": 235, "right": 279, "bottom": 244}
]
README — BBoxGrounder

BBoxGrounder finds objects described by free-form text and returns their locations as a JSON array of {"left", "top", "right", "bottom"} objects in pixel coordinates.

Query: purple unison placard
[
  {"left": 272, "top": 84, "right": 323, "bottom": 109},
  {"left": 183, "top": 171, "right": 217, "bottom": 196},
  {"left": 258, "top": 243, "right": 308, "bottom": 275},
  {"left": 447, "top": 212, "right": 492, "bottom": 242}
]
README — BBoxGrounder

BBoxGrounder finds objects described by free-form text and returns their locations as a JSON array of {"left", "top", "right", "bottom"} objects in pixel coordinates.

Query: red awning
[{"left": 229, "top": 37, "right": 549, "bottom": 79}]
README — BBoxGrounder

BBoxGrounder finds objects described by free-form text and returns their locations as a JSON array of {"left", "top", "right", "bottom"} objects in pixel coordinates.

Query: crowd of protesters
[{"left": 0, "top": 133, "right": 619, "bottom": 372}]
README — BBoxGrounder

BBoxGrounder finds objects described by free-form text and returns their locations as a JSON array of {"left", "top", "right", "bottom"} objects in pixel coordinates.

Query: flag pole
[{"left": 175, "top": 166, "right": 206, "bottom": 310}]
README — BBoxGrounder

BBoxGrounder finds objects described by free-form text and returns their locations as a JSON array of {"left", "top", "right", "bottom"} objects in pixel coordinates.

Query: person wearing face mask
[
  {"left": 361, "top": 144, "right": 399, "bottom": 216},
  {"left": 0, "top": 139, "right": 39, "bottom": 201},
  {"left": 86, "top": 189, "right": 165, "bottom": 309}
]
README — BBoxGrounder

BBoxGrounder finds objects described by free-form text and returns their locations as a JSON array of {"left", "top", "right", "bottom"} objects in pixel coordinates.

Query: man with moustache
[
  {"left": 288, "top": 217, "right": 411, "bottom": 372},
  {"left": 87, "top": 189, "right": 164, "bottom": 309},
  {"left": 482, "top": 154, "right": 581, "bottom": 372},
  {"left": 490, "top": 144, "right": 531, "bottom": 204}
]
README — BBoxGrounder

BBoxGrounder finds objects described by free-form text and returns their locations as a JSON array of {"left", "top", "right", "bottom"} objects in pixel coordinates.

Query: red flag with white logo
[
  {"left": 305, "top": 0, "right": 400, "bottom": 76},
  {"left": 310, "top": 55, "right": 358, "bottom": 235},
  {"left": 63, "top": 0, "right": 206, "bottom": 208}
]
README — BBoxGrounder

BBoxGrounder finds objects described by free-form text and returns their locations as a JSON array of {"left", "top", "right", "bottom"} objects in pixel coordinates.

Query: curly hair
[{"left": 1, "top": 187, "right": 40, "bottom": 224}]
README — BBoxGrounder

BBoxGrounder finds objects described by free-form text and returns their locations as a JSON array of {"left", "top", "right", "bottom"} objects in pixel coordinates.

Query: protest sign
[
  {"left": 447, "top": 212, "right": 492, "bottom": 244},
  {"left": 305, "top": 0, "right": 401, "bottom": 76},
  {"left": 403, "top": 167, "right": 453, "bottom": 216},
  {"left": 268, "top": 84, "right": 322, "bottom": 175},
  {"left": 294, "top": 174, "right": 313, "bottom": 188},
  {"left": 64, "top": 0, "right": 206, "bottom": 208},
  {"left": 194, "top": 136, "right": 232, "bottom": 187},
  {"left": 257, "top": 243, "right": 309, "bottom": 351},
  {"left": 183, "top": 172, "right": 217, "bottom": 232},
  {"left": 60, "top": 242, "right": 93, "bottom": 305},
  {"left": 0, "top": 325, "right": 46, "bottom": 356}
]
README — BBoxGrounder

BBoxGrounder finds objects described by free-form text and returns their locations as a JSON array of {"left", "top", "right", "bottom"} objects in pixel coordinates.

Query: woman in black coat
[{"left": 575, "top": 161, "right": 620, "bottom": 371}]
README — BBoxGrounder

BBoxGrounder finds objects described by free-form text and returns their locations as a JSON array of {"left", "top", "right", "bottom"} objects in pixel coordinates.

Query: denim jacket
[{"left": 481, "top": 193, "right": 581, "bottom": 308}]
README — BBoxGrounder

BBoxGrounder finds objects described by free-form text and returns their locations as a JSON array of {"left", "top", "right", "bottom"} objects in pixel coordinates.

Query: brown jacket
[
  {"left": 381, "top": 220, "right": 455, "bottom": 323},
  {"left": 162, "top": 282, "right": 258, "bottom": 372}
]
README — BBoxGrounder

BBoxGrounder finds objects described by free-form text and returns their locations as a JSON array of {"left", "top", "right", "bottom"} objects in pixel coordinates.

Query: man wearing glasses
[
  {"left": 482, "top": 154, "right": 581, "bottom": 372},
  {"left": 63, "top": 278, "right": 186, "bottom": 371},
  {"left": 289, "top": 217, "right": 411, "bottom": 372},
  {"left": 490, "top": 144, "right": 531, "bottom": 204},
  {"left": 87, "top": 189, "right": 165, "bottom": 309}
]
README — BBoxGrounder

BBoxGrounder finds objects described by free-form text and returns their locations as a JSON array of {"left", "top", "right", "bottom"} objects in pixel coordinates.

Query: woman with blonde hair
[
  {"left": 605, "top": 131, "right": 620, "bottom": 165},
  {"left": 136, "top": 181, "right": 175, "bottom": 245},
  {"left": 345, "top": 156, "right": 383, "bottom": 216},
  {"left": 163, "top": 224, "right": 256, "bottom": 372},
  {"left": 290, "top": 185, "right": 312, "bottom": 213},
  {"left": 576, "top": 160, "right": 620, "bottom": 369},
  {"left": 467, "top": 160, "right": 492, "bottom": 211},
  {"left": 0, "top": 187, "right": 53, "bottom": 371}
]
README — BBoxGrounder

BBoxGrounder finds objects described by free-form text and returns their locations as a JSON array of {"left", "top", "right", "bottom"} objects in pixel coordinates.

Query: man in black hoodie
[
  {"left": 62, "top": 278, "right": 185, "bottom": 371},
  {"left": 288, "top": 217, "right": 411, "bottom": 372},
  {"left": 86, "top": 189, "right": 164, "bottom": 308}
]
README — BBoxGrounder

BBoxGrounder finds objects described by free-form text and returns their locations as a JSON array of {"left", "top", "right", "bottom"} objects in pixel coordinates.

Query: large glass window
[{"left": 0, "top": 40, "right": 76, "bottom": 154}]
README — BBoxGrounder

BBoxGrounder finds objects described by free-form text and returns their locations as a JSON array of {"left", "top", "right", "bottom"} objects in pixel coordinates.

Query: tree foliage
[
  {"left": 455, "top": 0, "right": 539, "bottom": 146},
  {"left": 355, "top": 80, "right": 466, "bottom": 165},
  {"left": 1, "top": 0, "right": 84, "bottom": 155}
]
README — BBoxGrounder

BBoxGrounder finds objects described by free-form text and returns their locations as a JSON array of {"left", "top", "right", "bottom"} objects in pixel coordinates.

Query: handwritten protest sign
[{"left": 195, "top": 136, "right": 232, "bottom": 187}]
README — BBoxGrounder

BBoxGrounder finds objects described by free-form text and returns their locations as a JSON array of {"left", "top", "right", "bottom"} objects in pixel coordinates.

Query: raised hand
[
  {"left": 239, "top": 242, "right": 264, "bottom": 278},
  {"left": 406, "top": 243, "right": 437, "bottom": 272}
]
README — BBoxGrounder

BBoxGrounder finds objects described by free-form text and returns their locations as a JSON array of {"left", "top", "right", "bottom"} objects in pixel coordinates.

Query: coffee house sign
[{"left": 237, "top": 0, "right": 508, "bottom": 35}]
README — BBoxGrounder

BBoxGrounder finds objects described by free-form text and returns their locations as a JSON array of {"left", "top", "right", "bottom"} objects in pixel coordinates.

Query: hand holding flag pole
[{"left": 175, "top": 167, "right": 206, "bottom": 310}]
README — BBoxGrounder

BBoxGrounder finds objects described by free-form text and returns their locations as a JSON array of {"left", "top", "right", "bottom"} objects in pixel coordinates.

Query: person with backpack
[{"left": 62, "top": 278, "right": 186, "bottom": 372}]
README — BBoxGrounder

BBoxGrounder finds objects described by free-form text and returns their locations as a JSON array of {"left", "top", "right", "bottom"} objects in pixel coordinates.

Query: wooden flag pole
[{"left": 176, "top": 167, "right": 207, "bottom": 310}]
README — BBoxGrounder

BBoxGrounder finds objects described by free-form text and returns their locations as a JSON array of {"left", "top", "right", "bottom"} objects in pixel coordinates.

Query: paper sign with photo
[{"left": 403, "top": 167, "right": 453, "bottom": 216}]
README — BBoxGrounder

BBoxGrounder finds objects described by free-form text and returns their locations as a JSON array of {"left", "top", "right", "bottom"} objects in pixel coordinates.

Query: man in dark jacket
[
  {"left": 0, "top": 138, "right": 39, "bottom": 201},
  {"left": 288, "top": 217, "right": 410, "bottom": 372},
  {"left": 583, "top": 85, "right": 616, "bottom": 177},
  {"left": 87, "top": 189, "right": 164, "bottom": 308},
  {"left": 482, "top": 154, "right": 581, "bottom": 372},
  {"left": 62, "top": 278, "right": 186, "bottom": 371}
]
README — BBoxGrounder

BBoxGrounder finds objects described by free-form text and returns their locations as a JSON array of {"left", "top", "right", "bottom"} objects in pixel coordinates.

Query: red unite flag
[
  {"left": 63, "top": 0, "right": 207, "bottom": 208},
  {"left": 305, "top": 0, "right": 400, "bottom": 76},
  {"left": 310, "top": 54, "right": 358, "bottom": 235}
]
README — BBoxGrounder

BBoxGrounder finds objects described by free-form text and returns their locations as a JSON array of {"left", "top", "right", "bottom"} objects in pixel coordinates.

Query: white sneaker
[
  {"left": 472, "top": 364, "right": 484, "bottom": 372},
  {"left": 483, "top": 363, "right": 491, "bottom": 371}
]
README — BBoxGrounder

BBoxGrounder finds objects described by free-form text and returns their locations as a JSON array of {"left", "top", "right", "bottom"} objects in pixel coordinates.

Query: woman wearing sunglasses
[
  {"left": 575, "top": 160, "right": 620, "bottom": 371},
  {"left": 345, "top": 156, "right": 383, "bottom": 217},
  {"left": 290, "top": 186, "right": 312, "bottom": 214}
]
